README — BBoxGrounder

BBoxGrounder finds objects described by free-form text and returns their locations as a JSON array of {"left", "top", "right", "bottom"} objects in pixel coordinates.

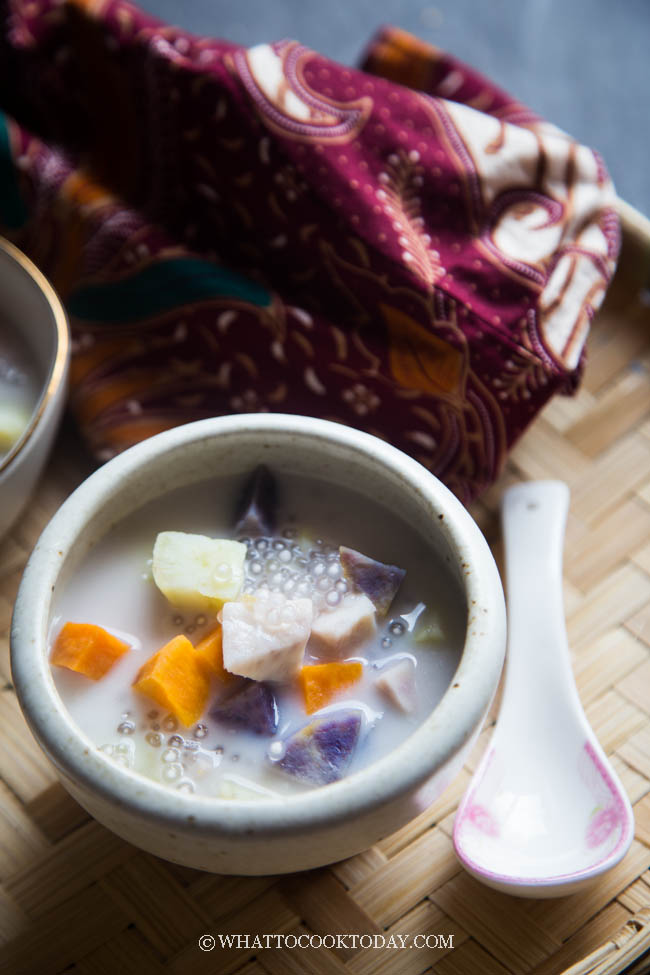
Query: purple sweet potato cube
[
  {"left": 234, "top": 465, "right": 277, "bottom": 537},
  {"left": 339, "top": 546, "right": 406, "bottom": 616},
  {"left": 274, "top": 712, "right": 362, "bottom": 785},
  {"left": 210, "top": 680, "right": 279, "bottom": 736}
]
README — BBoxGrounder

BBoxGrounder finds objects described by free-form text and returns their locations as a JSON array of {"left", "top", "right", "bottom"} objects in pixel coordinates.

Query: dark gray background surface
[{"left": 139, "top": 0, "right": 650, "bottom": 216}]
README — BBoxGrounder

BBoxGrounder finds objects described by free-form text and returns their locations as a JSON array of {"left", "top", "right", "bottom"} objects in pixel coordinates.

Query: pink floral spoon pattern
[{"left": 454, "top": 481, "right": 634, "bottom": 897}]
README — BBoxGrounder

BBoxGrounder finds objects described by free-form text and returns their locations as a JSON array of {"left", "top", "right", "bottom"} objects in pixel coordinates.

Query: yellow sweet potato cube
[
  {"left": 51, "top": 622, "right": 130, "bottom": 680},
  {"left": 133, "top": 635, "right": 209, "bottom": 727}
]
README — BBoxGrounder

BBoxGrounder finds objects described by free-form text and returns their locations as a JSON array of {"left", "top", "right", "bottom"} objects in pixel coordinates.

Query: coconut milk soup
[
  {"left": 0, "top": 324, "right": 39, "bottom": 461},
  {"left": 50, "top": 469, "right": 466, "bottom": 798}
]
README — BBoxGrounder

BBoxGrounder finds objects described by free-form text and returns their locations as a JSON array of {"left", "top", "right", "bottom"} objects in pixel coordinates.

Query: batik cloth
[{"left": 0, "top": 3, "right": 619, "bottom": 502}]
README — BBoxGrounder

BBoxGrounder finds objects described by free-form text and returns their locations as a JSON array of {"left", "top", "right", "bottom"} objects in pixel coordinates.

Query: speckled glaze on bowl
[
  {"left": 0, "top": 237, "right": 69, "bottom": 539},
  {"left": 11, "top": 414, "right": 505, "bottom": 875}
]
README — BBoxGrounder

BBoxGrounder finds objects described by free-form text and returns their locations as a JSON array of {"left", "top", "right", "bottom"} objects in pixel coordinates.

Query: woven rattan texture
[{"left": 0, "top": 206, "right": 649, "bottom": 975}]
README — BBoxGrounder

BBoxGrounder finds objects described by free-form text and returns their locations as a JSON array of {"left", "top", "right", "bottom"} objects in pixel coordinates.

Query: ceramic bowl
[
  {"left": 0, "top": 237, "right": 69, "bottom": 539},
  {"left": 11, "top": 414, "right": 505, "bottom": 875}
]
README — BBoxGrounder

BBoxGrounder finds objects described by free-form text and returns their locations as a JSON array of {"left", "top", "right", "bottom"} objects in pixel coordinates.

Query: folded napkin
[{"left": 0, "top": 3, "right": 619, "bottom": 502}]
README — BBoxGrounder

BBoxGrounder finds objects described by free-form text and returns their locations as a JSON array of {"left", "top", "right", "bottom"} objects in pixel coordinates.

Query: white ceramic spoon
[{"left": 453, "top": 480, "right": 634, "bottom": 897}]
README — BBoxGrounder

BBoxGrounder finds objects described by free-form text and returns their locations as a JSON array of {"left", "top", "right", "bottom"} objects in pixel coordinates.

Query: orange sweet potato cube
[
  {"left": 51, "top": 622, "right": 130, "bottom": 680},
  {"left": 133, "top": 635, "right": 209, "bottom": 727},
  {"left": 299, "top": 661, "right": 363, "bottom": 714},
  {"left": 194, "top": 625, "right": 235, "bottom": 683}
]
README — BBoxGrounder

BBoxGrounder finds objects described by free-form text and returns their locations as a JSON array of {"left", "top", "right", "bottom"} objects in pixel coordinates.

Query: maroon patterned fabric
[{"left": 0, "top": 4, "right": 619, "bottom": 502}]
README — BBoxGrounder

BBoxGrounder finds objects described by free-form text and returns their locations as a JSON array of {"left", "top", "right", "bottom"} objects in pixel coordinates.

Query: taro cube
[
  {"left": 375, "top": 658, "right": 418, "bottom": 713},
  {"left": 309, "top": 593, "right": 376, "bottom": 656},
  {"left": 222, "top": 593, "right": 313, "bottom": 682}
]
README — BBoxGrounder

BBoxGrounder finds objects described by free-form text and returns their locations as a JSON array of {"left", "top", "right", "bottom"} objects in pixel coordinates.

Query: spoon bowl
[{"left": 453, "top": 480, "right": 634, "bottom": 897}]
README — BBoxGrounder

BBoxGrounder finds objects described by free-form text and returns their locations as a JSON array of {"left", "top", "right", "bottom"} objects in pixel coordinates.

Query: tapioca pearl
[
  {"left": 176, "top": 779, "right": 195, "bottom": 794},
  {"left": 117, "top": 720, "right": 135, "bottom": 735},
  {"left": 272, "top": 539, "right": 286, "bottom": 551},
  {"left": 196, "top": 615, "right": 206, "bottom": 626},
  {"left": 278, "top": 548, "right": 292, "bottom": 563},
  {"left": 162, "top": 762, "right": 183, "bottom": 782},
  {"left": 268, "top": 740, "right": 285, "bottom": 760},
  {"left": 326, "top": 589, "right": 341, "bottom": 607},
  {"left": 381, "top": 637, "right": 392, "bottom": 649},
  {"left": 194, "top": 723, "right": 208, "bottom": 739},
  {"left": 389, "top": 620, "right": 406, "bottom": 637},
  {"left": 162, "top": 714, "right": 178, "bottom": 732},
  {"left": 162, "top": 747, "right": 181, "bottom": 763},
  {"left": 249, "top": 559, "right": 264, "bottom": 575},
  {"left": 173, "top": 615, "right": 184, "bottom": 627},
  {"left": 295, "top": 581, "right": 311, "bottom": 597},
  {"left": 282, "top": 578, "right": 296, "bottom": 595},
  {"left": 335, "top": 579, "right": 348, "bottom": 593},
  {"left": 266, "top": 558, "right": 279, "bottom": 573},
  {"left": 186, "top": 623, "right": 196, "bottom": 634},
  {"left": 167, "top": 734, "right": 183, "bottom": 748},
  {"left": 99, "top": 743, "right": 115, "bottom": 755},
  {"left": 327, "top": 562, "right": 341, "bottom": 578},
  {"left": 242, "top": 580, "right": 256, "bottom": 594},
  {"left": 255, "top": 537, "right": 270, "bottom": 553},
  {"left": 192, "top": 752, "right": 215, "bottom": 777},
  {"left": 313, "top": 562, "right": 326, "bottom": 578},
  {"left": 147, "top": 710, "right": 159, "bottom": 720},
  {"left": 146, "top": 732, "right": 162, "bottom": 747},
  {"left": 214, "top": 745, "right": 224, "bottom": 755},
  {"left": 238, "top": 536, "right": 252, "bottom": 547},
  {"left": 317, "top": 576, "right": 330, "bottom": 592}
]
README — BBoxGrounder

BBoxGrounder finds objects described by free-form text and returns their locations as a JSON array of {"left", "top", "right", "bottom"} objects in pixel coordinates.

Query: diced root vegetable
[
  {"left": 375, "top": 658, "right": 418, "bottom": 713},
  {"left": 152, "top": 532, "right": 246, "bottom": 612},
  {"left": 222, "top": 592, "right": 313, "bottom": 682},
  {"left": 234, "top": 465, "right": 277, "bottom": 537},
  {"left": 309, "top": 593, "right": 376, "bottom": 656},
  {"left": 339, "top": 546, "right": 406, "bottom": 616},
  {"left": 273, "top": 712, "right": 362, "bottom": 785},
  {"left": 194, "top": 625, "right": 235, "bottom": 683},
  {"left": 50, "top": 622, "right": 130, "bottom": 680},
  {"left": 210, "top": 680, "right": 279, "bottom": 735},
  {"left": 133, "top": 634, "right": 210, "bottom": 727},
  {"left": 299, "top": 661, "right": 363, "bottom": 714}
]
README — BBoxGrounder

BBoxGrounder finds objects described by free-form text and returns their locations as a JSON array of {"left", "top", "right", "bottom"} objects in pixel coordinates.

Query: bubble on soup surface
[
  {"left": 117, "top": 720, "right": 135, "bottom": 735},
  {"left": 162, "top": 763, "right": 183, "bottom": 782}
]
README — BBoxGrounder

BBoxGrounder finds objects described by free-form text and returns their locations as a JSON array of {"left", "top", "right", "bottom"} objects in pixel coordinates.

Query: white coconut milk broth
[{"left": 51, "top": 472, "right": 466, "bottom": 796}]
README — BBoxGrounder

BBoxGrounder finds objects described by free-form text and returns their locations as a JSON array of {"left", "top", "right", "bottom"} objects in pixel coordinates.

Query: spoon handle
[{"left": 500, "top": 480, "right": 580, "bottom": 721}]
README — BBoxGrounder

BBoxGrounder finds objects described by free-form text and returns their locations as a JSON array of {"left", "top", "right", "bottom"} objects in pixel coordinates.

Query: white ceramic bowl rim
[
  {"left": 0, "top": 237, "right": 69, "bottom": 476},
  {"left": 12, "top": 414, "right": 505, "bottom": 837}
]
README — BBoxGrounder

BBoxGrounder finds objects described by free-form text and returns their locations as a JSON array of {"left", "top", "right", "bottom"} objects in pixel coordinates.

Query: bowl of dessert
[
  {"left": 0, "top": 237, "right": 69, "bottom": 539},
  {"left": 11, "top": 413, "right": 505, "bottom": 874}
]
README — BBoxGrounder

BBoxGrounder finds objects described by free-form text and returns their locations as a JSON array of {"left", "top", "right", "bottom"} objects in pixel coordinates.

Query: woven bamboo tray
[{"left": 0, "top": 199, "right": 649, "bottom": 975}]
